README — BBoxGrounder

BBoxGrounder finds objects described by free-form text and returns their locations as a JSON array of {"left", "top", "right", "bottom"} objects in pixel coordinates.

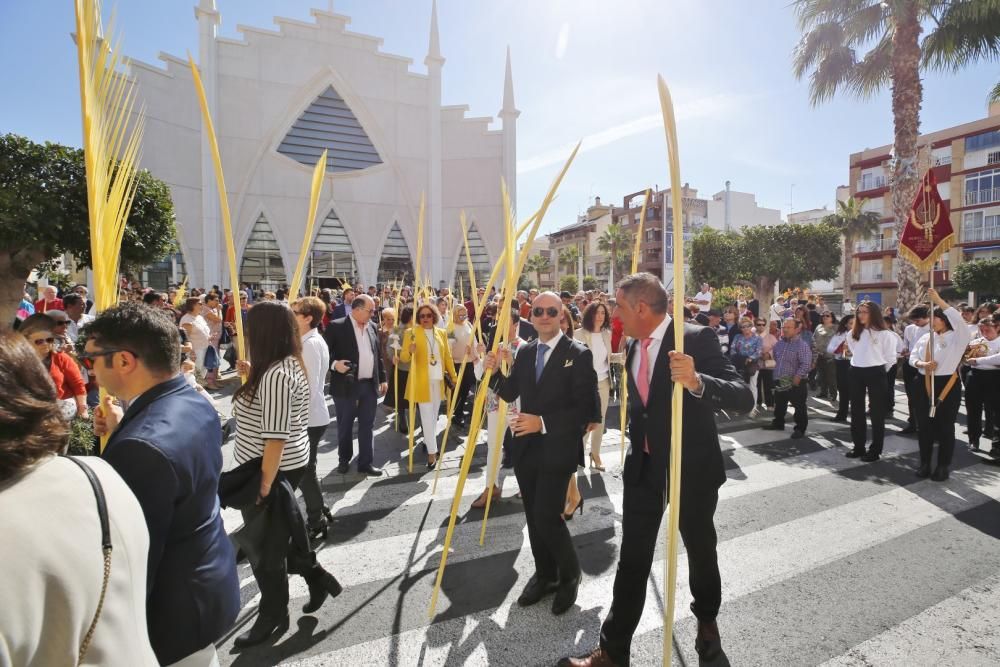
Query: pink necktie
[{"left": 637, "top": 338, "right": 654, "bottom": 453}]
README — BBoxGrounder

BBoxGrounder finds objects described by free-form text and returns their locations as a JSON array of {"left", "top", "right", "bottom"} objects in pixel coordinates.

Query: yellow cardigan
[{"left": 400, "top": 325, "right": 457, "bottom": 404}]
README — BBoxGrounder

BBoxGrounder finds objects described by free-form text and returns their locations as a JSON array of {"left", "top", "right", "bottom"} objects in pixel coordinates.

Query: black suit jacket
[
  {"left": 323, "top": 316, "right": 386, "bottom": 397},
  {"left": 496, "top": 335, "right": 599, "bottom": 473},
  {"left": 331, "top": 302, "right": 350, "bottom": 321},
  {"left": 624, "top": 321, "right": 753, "bottom": 494}
]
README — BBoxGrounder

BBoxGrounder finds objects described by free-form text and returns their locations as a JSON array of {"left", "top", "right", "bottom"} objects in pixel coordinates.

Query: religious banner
[{"left": 898, "top": 169, "right": 954, "bottom": 272}]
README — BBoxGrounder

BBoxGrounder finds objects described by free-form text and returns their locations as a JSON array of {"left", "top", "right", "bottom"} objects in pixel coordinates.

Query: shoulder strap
[{"left": 63, "top": 456, "right": 113, "bottom": 665}]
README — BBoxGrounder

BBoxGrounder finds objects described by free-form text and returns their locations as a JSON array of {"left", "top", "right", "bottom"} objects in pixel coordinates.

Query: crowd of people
[{"left": 3, "top": 272, "right": 998, "bottom": 666}]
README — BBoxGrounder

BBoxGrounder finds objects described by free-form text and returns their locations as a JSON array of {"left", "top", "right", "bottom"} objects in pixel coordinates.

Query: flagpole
[{"left": 928, "top": 268, "right": 936, "bottom": 418}]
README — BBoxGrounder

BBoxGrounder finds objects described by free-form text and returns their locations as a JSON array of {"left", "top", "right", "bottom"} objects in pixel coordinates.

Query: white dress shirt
[
  {"left": 909, "top": 307, "right": 971, "bottom": 376},
  {"left": 693, "top": 291, "right": 712, "bottom": 313},
  {"left": 587, "top": 331, "right": 610, "bottom": 381},
  {"left": 970, "top": 336, "right": 1000, "bottom": 369},
  {"left": 846, "top": 327, "right": 898, "bottom": 370},
  {"left": 535, "top": 331, "right": 564, "bottom": 374},
  {"left": 301, "top": 328, "right": 331, "bottom": 427},
  {"left": 903, "top": 323, "right": 929, "bottom": 357},
  {"left": 352, "top": 317, "right": 375, "bottom": 380},
  {"left": 627, "top": 315, "right": 705, "bottom": 398}
]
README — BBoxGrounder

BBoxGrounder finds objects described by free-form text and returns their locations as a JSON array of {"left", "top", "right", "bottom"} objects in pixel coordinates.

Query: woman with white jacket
[
  {"left": 573, "top": 302, "right": 614, "bottom": 471},
  {"left": 845, "top": 302, "right": 897, "bottom": 461},
  {"left": 909, "top": 288, "right": 971, "bottom": 481}
]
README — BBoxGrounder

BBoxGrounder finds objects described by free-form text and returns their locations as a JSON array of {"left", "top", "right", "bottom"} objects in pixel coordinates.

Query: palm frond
[
  {"left": 841, "top": 0, "right": 889, "bottom": 46},
  {"left": 75, "top": 0, "right": 144, "bottom": 313},
  {"left": 793, "top": 20, "right": 849, "bottom": 79},
  {"left": 989, "top": 78, "right": 1000, "bottom": 103},
  {"left": 809, "top": 42, "right": 859, "bottom": 104},
  {"left": 847, "top": 33, "right": 893, "bottom": 99},
  {"left": 923, "top": 0, "right": 1000, "bottom": 71}
]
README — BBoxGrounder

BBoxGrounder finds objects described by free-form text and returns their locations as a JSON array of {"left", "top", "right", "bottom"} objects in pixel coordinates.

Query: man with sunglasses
[
  {"left": 483, "top": 291, "right": 600, "bottom": 617},
  {"left": 86, "top": 302, "right": 239, "bottom": 666}
]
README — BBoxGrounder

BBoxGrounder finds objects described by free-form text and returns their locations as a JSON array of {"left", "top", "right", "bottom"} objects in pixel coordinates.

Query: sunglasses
[
  {"left": 418, "top": 313, "right": 435, "bottom": 320},
  {"left": 533, "top": 306, "right": 560, "bottom": 318},
  {"left": 79, "top": 348, "right": 138, "bottom": 370},
  {"left": 740, "top": 324, "right": 752, "bottom": 329},
  {"left": 31, "top": 337, "right": 55, "bottom": 346}
]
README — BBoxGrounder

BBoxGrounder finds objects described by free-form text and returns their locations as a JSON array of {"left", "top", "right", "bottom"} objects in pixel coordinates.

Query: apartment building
[
  {"left": 547, "top": 197, "right": 613, "bottom": 289},
  {"left": 848, "top": 103, "right": 1000, "bottom": 304}
]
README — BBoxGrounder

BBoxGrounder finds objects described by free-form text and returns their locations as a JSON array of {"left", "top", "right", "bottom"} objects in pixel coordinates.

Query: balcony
[
  {"left": 933, "top": 154, "right": 952, "bottom": 167},
  {"left": 965, "top": 188, "right": 1000, "bottom": 206},
  {"left": 855, "top": 238, "right": 899, "bottom": 253},
  {"left": 854, "top": 271, "right": 886, "bottom": 284},
  {"left": 963, "top": 225, "right": 1000, "bottom": 243},
  {"left": 856, "top": 175, "right": 887, "bottom": 192}
]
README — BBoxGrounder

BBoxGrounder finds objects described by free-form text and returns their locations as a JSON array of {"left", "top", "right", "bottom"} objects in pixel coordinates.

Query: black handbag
[{"left": 63, "top": 456, "right": 112, "bottom": 665}]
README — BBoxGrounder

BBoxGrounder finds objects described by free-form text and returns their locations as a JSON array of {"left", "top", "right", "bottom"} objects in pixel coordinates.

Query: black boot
[
  {"left": 233, "top": 612, "right": 289, "bottom": 648},
  {"left": 303, "top": 570, "right": 343, "bottom": 613}
]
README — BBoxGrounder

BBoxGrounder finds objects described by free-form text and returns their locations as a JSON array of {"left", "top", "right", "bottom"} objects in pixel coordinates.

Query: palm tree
[
  {"left": 823, "top": 197, "right": 883, "bottom": 301},
  {"left": 792, "top": 0, "right": 1000, "bottom": 315},
  {"left": 558, "top": 246, "right": 579, "bottom": 282},
  {"left": 525, "top": 253, "right": 552, "bottom": 289},
  {"left": 597, "top": 223, "right": 631, "bottom": 290}
]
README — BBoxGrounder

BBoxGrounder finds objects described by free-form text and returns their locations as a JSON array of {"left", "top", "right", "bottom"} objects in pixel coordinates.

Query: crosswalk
[{"left": 216, "top": 390, "right": 1000, "bottom": 666}]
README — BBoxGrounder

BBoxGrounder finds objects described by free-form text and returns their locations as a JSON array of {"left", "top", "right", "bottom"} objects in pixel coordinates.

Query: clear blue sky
[{"left": 2, "top": 0, "right": 998, "bottom": 237}]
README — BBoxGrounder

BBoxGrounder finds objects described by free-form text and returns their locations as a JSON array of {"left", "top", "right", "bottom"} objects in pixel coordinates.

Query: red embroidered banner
[{"left": 898, "top": 169, "right": 954, "bottom": 273}]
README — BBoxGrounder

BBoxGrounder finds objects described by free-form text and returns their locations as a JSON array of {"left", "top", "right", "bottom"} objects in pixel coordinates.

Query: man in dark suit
[
  {"left": 87, "top": 302, "right": 240, "bottom": 666},
  {"left": 331, "top": 287, "right": 356, "bottom": 320},
  {"left": 484, "top": 291, "right": 599, "bottom": 616},
  {"left": 324, "top": 294, "right": 387, "bottom": 476},
  {"left": 560, "top": 273, "right": 753, "bottom": 667}
]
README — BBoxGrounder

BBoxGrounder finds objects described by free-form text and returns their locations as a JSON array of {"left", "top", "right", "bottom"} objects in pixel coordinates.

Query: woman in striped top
[{"left": 231, "top": 302, "right": 342, "bottom": 648}]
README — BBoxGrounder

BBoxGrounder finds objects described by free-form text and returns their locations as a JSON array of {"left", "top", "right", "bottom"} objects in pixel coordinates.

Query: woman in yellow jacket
[{"left": 401, "top": 303, "right": 458, "bottom": 469}]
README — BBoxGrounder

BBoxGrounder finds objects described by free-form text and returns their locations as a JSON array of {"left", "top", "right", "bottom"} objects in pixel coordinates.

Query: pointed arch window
[
  {"left": 377, "top": 222, "right": 414, "bottom": 285},
  {"left": 307, "top": 209, "right": 357, "bottom": 287},
  {"left": 278, "top": 85, "right": 383, "bottom": 172},
  {"left": 240, "top": 213, "right": 287, "bottom": 291},
  {"left": 453, "top": 223, "right": 491, "bottom": 291}
]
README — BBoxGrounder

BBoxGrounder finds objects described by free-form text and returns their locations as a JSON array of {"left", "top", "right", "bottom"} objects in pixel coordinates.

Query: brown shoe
[
  {"left": 470, "top": 486, "right": 500, "bottom": 509},
  {"left": 557, "top": 646, "right": 620, "bottom": 667}
]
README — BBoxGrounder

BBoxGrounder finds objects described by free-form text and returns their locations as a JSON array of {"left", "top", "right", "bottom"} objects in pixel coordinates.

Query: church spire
[
  {"left": 425, "top": 0, "right": 444, "bottom": 67},
  {"left": 501, "top": 45, "right": 518, "bottom": 117}
]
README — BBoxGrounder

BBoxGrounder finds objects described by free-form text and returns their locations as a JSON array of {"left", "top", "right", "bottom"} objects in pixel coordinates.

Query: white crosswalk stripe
[{"left": 218, "top": 394, "right": 1000, "bottom": 667}]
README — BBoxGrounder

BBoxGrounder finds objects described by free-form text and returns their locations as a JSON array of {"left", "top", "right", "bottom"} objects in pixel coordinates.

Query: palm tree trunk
[{"left": 891, "top": 1, "right": 923, "bottom": 319}]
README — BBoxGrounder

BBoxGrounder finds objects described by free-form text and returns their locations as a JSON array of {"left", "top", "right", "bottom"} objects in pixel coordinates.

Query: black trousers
[
  {"left": 757, "top": 369, "right": 774, "bottom": 407},
  {"left": 912, "top": 375, "right": 962, "bottom": 467},
  {"left": 966, "top": 369, "right": 1000, "bottom": 445},
  {"left": 451, "top": 362, "right": 476, "bottom": 426},
  {"left": 849, "top": 365, "right": 888, "bottom": 455},
  {"left": 333, "top": 381, "right": 378, "bottom": 468},
  {"left": 513, "top": 446, "right": 579, "bottom": 585},
  {"left": 886, "top": 361, "right": 899, "bottom": 409},
  {"left": 902, "top": 360, "right": 920, "bottom": 426},
  {"left": 817, "top": 353, "right": 837, "bottom": 399},
  {"left": 240, "top": 468, "right": 324, "bottom": 619},
  {"left": 834, "top": 359, "right": 851, "bottom": 418},
  {"left": 600, "top": 453, "right": 721, "bottom": 667},
  {"left": 300, "top": 425, "right": 328, "bottom": 526},
  {"left": 773, "top": 381, "right": 808, "bottom": 432}
]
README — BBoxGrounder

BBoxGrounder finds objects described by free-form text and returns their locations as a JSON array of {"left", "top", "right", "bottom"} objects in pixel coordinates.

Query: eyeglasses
[
  {"left": 30, "top": 337, "right": 55, "bottom": 346},
  {"left": 79, "top": 348, "right": 138, "bottom": 370},
  {"left": 740, "top": 324, "right": 752, "bottom": 329},
  {"left": 533, "top": 306, "right": 560, "bottom": 318}
]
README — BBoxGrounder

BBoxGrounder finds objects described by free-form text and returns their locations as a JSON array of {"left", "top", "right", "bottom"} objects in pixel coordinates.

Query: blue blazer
[{"left": 101, "top": 375, "right": 239, "bottom": 665}]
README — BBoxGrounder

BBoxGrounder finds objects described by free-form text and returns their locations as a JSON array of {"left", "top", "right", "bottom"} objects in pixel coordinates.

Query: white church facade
[{"left": 127, "top": 1, "right": 518, "bottom": 291}]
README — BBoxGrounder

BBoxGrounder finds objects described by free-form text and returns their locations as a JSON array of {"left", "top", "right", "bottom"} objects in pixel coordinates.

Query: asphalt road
[{"left": 207, "top": 376, "right": 1000, "bottom": 667}]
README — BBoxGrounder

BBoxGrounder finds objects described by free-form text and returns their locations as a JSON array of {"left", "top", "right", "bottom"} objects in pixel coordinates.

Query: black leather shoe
[
  {"left": 761, "top": 423, "right": 784, "bottom": 431},
  {"left": 931, "top": 465, "right": 950, "bottom": 482},
  {"left": 832, "top": 415, "right": 848, "bottom": 423},
  {"left": 233, "top": 613, "right": 289, "bottom": 648},
  {"left": 845, "top": 450, "right": 865, "bottom": 458},
  {"left": 358, "top": 465, "right": 384, "bottom": 477},
  {"left": 695, "top": 620, "right": 729, "bottom": 665},
  {"left": 861, "top": 452, "right": 880, "bottom": 462},
  {"left": 916, "top": 464, "right": 931, "bottom": 478},
  {"left": 336, "top": 463, "right": 350, "bottom": 474},
  {"left": 303, "top": 572, "right": 343, "bottom": 613},
  {"left": 791, "top": 429, "right": 805, "bottom": 439},
  {"left": 899, "top": 424, "right": 917, "bottom": 434},
  {"left": 307, "top": 517, "right": 329, "bottom": 540},
  {"left": 517, "top": 574, "right": 558, "bottom": 607},
  {"left": 551, "top": 575, "right": 581, "bottom": 615}
]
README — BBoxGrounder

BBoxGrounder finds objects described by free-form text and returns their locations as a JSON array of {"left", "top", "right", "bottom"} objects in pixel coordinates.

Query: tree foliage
[
  {"left": 822, "top": 197, "right": 883, "bottom": 300},
  {"left": 582, "top": 275, "right": 598, "bottom": 291},
  {"left": 0, "top": 132, "right": 176, "bottom": 275},
  {"left": 690, "top": 224, "right": 843, "bottom": 304},
  {"left": 559, "top": 275, "right": 579, "bottom": 294},
  {"left": 951, "top": 258, "right": 1000, "bottom": 297}
]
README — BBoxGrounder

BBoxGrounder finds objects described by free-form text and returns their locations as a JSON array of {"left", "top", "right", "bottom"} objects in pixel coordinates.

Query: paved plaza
[{"left": 206, "top": 376, "right": 1000, "bottom": 666}]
